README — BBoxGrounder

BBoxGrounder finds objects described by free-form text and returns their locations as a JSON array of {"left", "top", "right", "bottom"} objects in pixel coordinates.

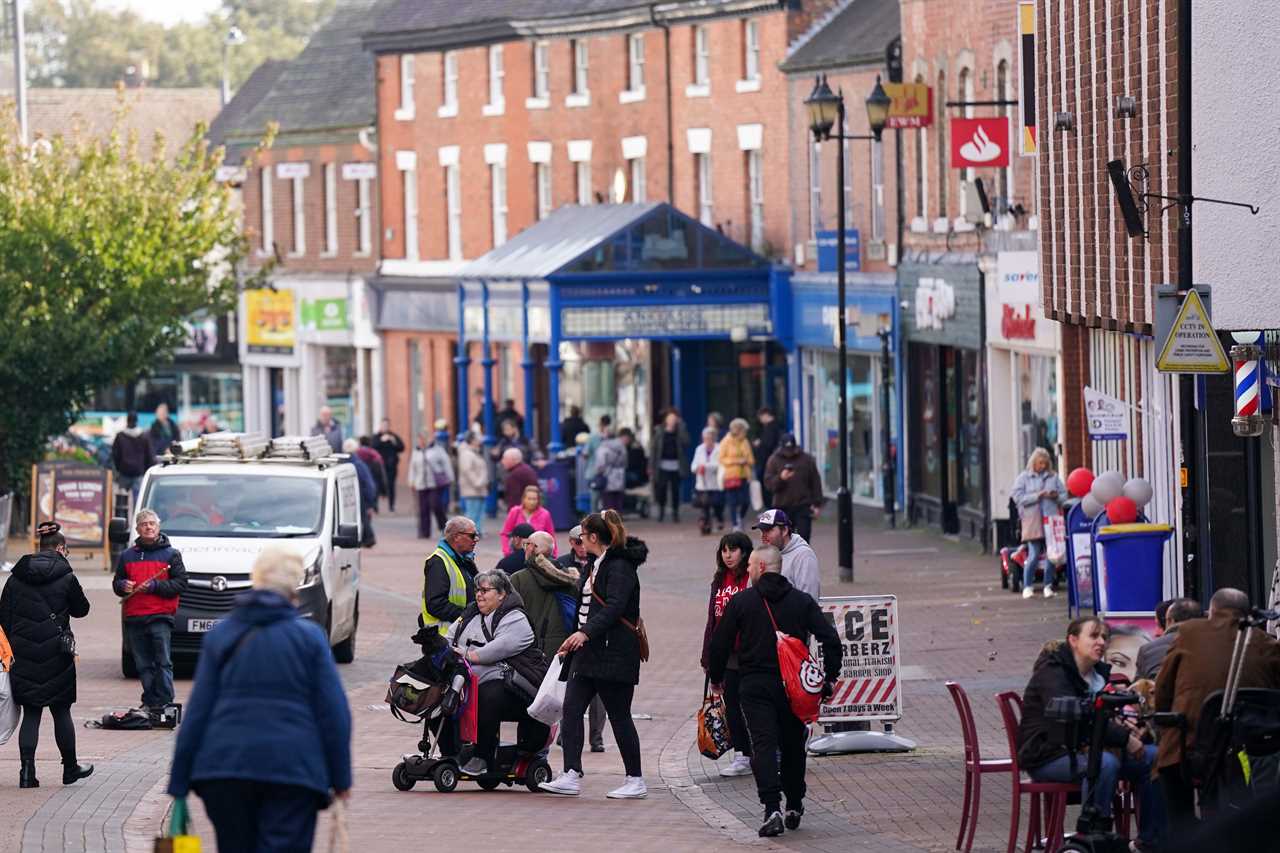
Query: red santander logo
[{"left": 950, "top": 117, "right": 1010, "bottom": 169}]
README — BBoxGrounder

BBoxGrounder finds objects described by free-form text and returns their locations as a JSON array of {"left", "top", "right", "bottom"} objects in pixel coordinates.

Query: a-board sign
[
  {"left": 30, "top": 462, "right": 112, "bottom": 567},
  {"left": 816, "top": 594, "right": 901, "bottom": 723}
]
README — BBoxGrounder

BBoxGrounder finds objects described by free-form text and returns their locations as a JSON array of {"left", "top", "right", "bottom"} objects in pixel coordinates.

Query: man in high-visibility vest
[{"left": 421, "top": 516, "right": 480, "bottom": 635}]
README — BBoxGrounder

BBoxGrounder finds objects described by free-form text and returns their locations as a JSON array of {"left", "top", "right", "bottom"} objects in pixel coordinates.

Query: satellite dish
[{"left": 612, "top": 168, "right": 627, "bottom": 204}]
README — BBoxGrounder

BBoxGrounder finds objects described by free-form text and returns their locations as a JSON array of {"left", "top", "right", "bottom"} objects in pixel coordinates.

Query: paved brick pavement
[{"left": 3, "top": 503, "right": 1070, "bottom": 852}]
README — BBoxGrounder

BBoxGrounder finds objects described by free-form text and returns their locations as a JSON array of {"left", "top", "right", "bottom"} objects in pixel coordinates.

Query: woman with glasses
[
  {"left": 446, "top": 570, "right": 549, "bottom": 777},
  {"left": 700, "top": 531, "right": 754, "bottom": 778}
]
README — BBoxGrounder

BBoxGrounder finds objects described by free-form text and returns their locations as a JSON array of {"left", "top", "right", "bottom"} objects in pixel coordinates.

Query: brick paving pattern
[{"left": 3, "top": 504, "right": 1070, "bottom": 851}]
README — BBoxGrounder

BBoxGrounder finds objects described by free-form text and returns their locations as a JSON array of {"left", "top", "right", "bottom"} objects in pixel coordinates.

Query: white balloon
[
  {"left": 1090, "top": 471, "right": 1124, "bottom": 503},
  {"left": 1122, "top": 477, "right": 1154, "bottom": 508},
  {"left": 1080, "top": 494, "right": 1104, "bottom": 518}
]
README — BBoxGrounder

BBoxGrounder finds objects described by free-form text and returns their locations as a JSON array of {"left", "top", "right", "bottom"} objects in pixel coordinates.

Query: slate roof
[
  {"left": 231, "top": 0, "right": 394, "bottom": 140},
  {"left": 22, "top": 87, "right": 221, "bottom": 160},
  {"left": 206, "top": 59, "right": 288, "bottom": 158},
  {"left": 781, "top": 0, "right": 901, "bottom": 73}
]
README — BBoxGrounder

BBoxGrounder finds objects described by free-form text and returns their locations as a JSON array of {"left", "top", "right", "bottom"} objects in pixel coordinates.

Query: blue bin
[
  {"left": 537, "top": 461, "right": 577, "bottom": 531},
  {"left": 1095, "top": 523, "right": 1172, "bottom": 614}
]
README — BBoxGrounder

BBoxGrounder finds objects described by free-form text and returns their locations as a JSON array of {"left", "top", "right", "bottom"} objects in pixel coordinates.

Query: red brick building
[
  {"left": 894, "top": 0, "right": 1046, "bottom": 545},
  {"left": 225, "top": 0, "right": 390, "bottom": 442},
  {"left": 362, "top": 0, "right": 844, "bottom": 443}
]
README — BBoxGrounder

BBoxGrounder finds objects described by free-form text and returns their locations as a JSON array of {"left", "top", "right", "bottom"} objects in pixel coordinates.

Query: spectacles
[
  {"left": 460, "top": 531, "right": 481, "bottom": 540},
  {"left": 569, "top": 537, "right": 582, "bottom": 544},
  {"left": 476, "top": 586, "right": 495, "bottom": 594}
]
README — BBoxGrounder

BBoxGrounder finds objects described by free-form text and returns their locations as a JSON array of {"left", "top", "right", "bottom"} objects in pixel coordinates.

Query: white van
[{"left": 110, "top": 434, "right": 361, "bottom": 674}]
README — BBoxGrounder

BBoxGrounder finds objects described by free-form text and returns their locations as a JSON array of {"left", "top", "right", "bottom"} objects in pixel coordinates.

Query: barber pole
[{"left": 1231, "top": 334, "right": 1265, "bottom": 437}]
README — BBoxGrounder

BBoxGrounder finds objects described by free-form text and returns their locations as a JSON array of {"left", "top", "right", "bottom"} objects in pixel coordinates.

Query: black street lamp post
[{"left": 806, "top": 74, "right": 891, "bottom": 583}]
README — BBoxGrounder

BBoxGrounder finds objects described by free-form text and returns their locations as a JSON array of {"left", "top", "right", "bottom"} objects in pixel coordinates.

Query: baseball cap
[
  {"left": 569, "top": 524, "right": 583, "bottom": 540},
  {"left": 752, "top": 509, "right": 792, "bottom": 530},
  {"left": 781, "top": 432, "right": 797, "bottom": 448},
  {"left": 511, "top": 522, "right": 536, "bottom": 539}
]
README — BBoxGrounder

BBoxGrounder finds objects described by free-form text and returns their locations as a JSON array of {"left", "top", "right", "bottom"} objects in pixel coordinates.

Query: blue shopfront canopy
[{"left": 455, "top": 203, "right": 788, "bottom": 448}]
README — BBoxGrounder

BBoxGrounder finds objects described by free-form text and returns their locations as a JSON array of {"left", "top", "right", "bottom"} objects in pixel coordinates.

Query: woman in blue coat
[{"left": 167, "top": 545, "right": 352, "bottom": 852}]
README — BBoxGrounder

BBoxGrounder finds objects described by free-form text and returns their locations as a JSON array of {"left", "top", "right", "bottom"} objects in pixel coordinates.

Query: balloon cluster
[{"left": 1066, "top": 467, "right": 1152, "bottom": 524}]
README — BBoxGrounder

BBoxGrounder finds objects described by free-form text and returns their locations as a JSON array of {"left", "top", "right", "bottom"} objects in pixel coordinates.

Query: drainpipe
[{"left": 654, "top": 6, "right": 675, "bottom": 202}]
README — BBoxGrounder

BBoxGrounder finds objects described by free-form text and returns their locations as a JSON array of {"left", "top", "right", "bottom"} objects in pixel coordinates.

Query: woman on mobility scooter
[{"left": 447, "top": 569, "right": 551, "bottom": 781}]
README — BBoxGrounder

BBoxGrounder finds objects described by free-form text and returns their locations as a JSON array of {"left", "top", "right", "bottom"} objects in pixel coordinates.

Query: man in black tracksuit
[{"left": 708, "top": 543, "right": 841, "bottom": 838}]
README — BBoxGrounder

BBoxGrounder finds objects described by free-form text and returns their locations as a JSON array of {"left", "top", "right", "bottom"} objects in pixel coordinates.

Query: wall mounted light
[
  {"left": 1115, "top": 95, "right": 1137, "bottom": 119},
  {"left": 1053, "top": 112, "right": 1074, "bottom": 131}
]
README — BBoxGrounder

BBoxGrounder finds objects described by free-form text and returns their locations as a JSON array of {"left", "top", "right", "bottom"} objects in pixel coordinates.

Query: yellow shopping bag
[{"left": 153, "top": 797, "right": 200, "bottom": 853}]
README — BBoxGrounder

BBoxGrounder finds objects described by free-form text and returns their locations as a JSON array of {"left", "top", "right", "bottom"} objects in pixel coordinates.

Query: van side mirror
[
  {"left": 333, "top": 523, "right": 360, "bottom": 549},
  {"left": 108, "top": 518, "right": 130, "bottom": 545}
]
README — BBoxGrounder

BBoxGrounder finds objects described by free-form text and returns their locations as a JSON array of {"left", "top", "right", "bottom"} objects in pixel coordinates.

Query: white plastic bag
[
  {"left": 527, "top": 654, "right": 566, "bottom": 725},
  {"left": 749, "top": 479, "right": 764, "bottom": 512},
  {"left": 1044, "top": 512, "right": 1067, "bottom": 566},
  {"left": 0, "top": 669, "right": 18, "bottom": 746}
]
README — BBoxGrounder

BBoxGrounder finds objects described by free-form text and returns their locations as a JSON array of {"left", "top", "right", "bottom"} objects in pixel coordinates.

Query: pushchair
[{"left": 388, "top": 630, "right": 556, "bottom": 793}]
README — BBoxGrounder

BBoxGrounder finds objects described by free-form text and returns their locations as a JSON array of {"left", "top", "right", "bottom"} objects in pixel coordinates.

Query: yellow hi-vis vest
[{"left": 421, "top": 545, "right": 467, "bottom": 635}]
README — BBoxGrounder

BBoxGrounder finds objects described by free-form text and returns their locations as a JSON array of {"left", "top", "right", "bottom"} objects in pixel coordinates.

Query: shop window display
[{"left": 1016, "top": 353, "right": 1058, "bottom": 464}]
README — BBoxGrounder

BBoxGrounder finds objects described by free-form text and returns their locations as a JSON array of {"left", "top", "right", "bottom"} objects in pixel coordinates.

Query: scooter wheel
[
  {"left": 391, "top": 762, "right": 415, "bottom": 791},
  {"left": 433, "top": 763, "right": 459, "bottom": 793},
  {"left": 477, "top": 777, "right": 503, "bottom": 791},
  {"left": 525, "top": 759, "right": 552, "bottom": 792}
]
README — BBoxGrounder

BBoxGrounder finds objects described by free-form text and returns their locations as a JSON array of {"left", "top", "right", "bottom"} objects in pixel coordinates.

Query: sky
[{"left": 99, "top": 0, "right": 222, "bottom": 27}]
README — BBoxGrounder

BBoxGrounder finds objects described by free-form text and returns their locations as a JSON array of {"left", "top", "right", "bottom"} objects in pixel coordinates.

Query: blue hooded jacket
[{"left": 166, "top": 589, "right": 352, "bottom": 798}]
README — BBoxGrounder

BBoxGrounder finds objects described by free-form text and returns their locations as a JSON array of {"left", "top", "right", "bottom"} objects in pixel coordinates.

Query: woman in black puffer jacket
[
  {"left": 540, "top": 509, "right": 648, "bottom": 800},
  {"left": 0, "top": 523, "right": 93, "bottom": 788}
]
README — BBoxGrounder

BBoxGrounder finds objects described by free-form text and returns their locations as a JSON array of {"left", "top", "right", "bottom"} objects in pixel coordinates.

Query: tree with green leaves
[
  {"left": 0, "top": 100, "right": 271, "bottom": 495},
  {"left": 20, "top": 0, "right": 336, "bottom": 90}
]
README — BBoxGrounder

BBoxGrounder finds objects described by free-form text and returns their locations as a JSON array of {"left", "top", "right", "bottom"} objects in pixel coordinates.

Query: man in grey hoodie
[{"left": 753, "top": 510, "right": 820, "bottom": 600}]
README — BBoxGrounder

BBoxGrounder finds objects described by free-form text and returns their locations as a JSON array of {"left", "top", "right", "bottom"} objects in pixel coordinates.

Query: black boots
[
  {"left": 19, "top": 759, "right": 38, "bottom": 788},
  {"left": 62, "top": 763, "right": 94, "bottom": 785}
]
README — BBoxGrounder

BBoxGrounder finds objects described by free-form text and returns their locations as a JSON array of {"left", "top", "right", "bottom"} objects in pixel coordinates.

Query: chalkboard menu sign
[{"left": 30, "top": 462, "right": 112, "bottom": 565}]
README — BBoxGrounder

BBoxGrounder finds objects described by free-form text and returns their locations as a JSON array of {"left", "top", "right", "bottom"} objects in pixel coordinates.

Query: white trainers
[
  {"left": 719, "top": 754, "right": 753, "bottom": 777},
  {"left": 1022, "top": 587, "right": 1034, "bottom": 599},
  {"left": 606, "top": 776, "right": 648, "bottom": 799},
  {"left": 539, "top": 769, "right": 583, "bottom": 796},
  {"left": 1043, "top": 586, "right": 1057, "bottom": 599},
  {"left": 459, "top": 757, "right": 488, "bottom": 776}
]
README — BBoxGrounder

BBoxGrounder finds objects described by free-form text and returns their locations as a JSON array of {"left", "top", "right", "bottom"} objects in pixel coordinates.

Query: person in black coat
[
  {"left": 708, "top": 544, "right": 841, "bottom": 837},
  {"left": 1015, "top": 617, "right": 1163, "bottom": 848},
  {"left": 540, "top": 510, "right": 647, "bottom": 799},
  {"left": 0, "top": 523, "right": 93, "bottom": 788},
  {"left": 373, "top": 419, "right": 407, "bottom": 512}
]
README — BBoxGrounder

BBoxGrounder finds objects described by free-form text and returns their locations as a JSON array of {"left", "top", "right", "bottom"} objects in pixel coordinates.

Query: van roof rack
[{"left": 162, "top": 432, "right": 347, "bottom": 467}]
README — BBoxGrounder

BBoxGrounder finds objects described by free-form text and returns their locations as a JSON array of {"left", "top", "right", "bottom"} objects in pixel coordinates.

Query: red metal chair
[
  {"left": 946, "top": 681, "right": 1013, "bottom": 852},
  {"left": 995, "top": 691, "right": 1079, "bottom": 853}
]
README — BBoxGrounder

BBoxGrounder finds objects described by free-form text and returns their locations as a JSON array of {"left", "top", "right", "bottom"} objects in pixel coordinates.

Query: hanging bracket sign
[{"left": 1156, "top": 289, "right": 1229, "bottom": 373}]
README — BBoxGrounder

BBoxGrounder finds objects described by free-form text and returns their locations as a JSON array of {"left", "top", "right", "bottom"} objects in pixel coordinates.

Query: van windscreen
[{"left": 143, "top": 475, "right": 326, "bottom": 538}]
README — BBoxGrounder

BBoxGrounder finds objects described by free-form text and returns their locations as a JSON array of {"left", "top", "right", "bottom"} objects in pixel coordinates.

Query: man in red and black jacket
[{"left": 112, "top": 509, "right": 187, "bottom": 712}]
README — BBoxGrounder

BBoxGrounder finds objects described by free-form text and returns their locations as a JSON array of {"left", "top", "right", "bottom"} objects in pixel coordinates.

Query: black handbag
[
  {"left": 49, "top": 613, "right": 75, "bottom": 656},
  {"left": 501, "top": 646, "right": 551, "bottom": 703}
]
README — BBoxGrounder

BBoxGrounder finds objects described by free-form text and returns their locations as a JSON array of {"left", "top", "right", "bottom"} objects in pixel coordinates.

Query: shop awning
[{"left": 456, "top": 202, "right": 768, "bottom": 282}]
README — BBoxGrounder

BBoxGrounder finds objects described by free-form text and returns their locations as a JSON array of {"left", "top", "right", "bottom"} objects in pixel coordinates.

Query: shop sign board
[
  {"left": 1018, "top": 2, "right": 1038, "bottom": 156},
  {"left": 883, "top": 82, "right": 933, "bottom": 129},
  {"left": 301, "top": 297, "right": 349, "bottom": 332},
  {"left": 561, "top": 303, "right": 771, "bottom": 339},
  {"left": 816, "top": 594, "right": 902, "bottom": 723},
  {"left": 1084, "top": 385, "right": 1129, "bottom": 441},
  {"left": 950, "top": 117, "right": 1011, "bottom": 169},
  {"left": 1155, "top": 288, "right": 1230, "bottom": 373},
  {"left": 244, "top": 288, "right": 296, "bottom": 355},
  {"left": 990, "top": 251, "right": 1055, "bottom": 350},
  {"left": 815, "top": 229, "right": 861, "bottom": 273},
  {"left": 900, "top": 265, "right": 982, "bottom": 349}
]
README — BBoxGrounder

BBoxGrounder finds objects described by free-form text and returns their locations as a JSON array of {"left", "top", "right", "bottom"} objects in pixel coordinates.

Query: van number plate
[{"left": 188, "top": 619, "right": 221, "bottom": 633}]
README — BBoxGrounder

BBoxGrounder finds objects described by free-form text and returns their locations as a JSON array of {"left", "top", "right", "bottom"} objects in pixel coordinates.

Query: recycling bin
[
  {"left": 1094, "top": 523, "right": 1173, "bottom": 614},
  {"left": 536, "top": 461, "right": 576, "bottom": 530}
]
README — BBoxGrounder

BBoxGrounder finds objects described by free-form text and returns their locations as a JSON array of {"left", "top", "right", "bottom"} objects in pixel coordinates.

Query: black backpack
[{"left": 474, "top": 606, "right": 552, "bottom": 703}]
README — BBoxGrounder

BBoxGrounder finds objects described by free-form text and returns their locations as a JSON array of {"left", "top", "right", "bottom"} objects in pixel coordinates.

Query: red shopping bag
[{"left": 760, "top": 594, "right": 824, "bottom": 724}]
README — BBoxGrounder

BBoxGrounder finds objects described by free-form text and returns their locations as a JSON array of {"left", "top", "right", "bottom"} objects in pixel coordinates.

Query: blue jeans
[
  {"left": 1023, "top": 539, "right": 1056, "bottom": 589},
  {"left": 126, "top": 619, "right": 174, "bottom": 708},
  {"left": 1029, "top": 744, "right": 1163, "bottom": 844},
  {"left": 461, "top": 496, "right": 486, "bottom": 536},
  {"left": 725, "top": 483, "right": 751, "bottom": 529}
]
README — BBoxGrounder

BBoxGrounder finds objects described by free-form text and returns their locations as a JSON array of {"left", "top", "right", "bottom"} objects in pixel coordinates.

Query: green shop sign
[{"left": 301, "top": 298, "right": 349, "bottom": 331}]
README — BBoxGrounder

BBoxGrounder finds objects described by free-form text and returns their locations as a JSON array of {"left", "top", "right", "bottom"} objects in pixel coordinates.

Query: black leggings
[
  {"left": 19, "top": 703, "right": 76, "bottom": 763},
  {"left": 560, "top": 675, "right": 642, "bottom": 777}
]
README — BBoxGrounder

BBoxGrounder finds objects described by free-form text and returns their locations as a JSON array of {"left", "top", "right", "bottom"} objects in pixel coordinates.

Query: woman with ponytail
[
  {"left": 540, "top": 509, "right": 649, "bottom": 800},
  {"left": 0, "top": 523, "right": 92, "bottom": 788}
]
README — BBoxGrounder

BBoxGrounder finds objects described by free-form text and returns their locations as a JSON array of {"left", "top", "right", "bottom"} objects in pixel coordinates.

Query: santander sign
[{"left": 950, "top": 117, "right": 1010, "bottom": 169}]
